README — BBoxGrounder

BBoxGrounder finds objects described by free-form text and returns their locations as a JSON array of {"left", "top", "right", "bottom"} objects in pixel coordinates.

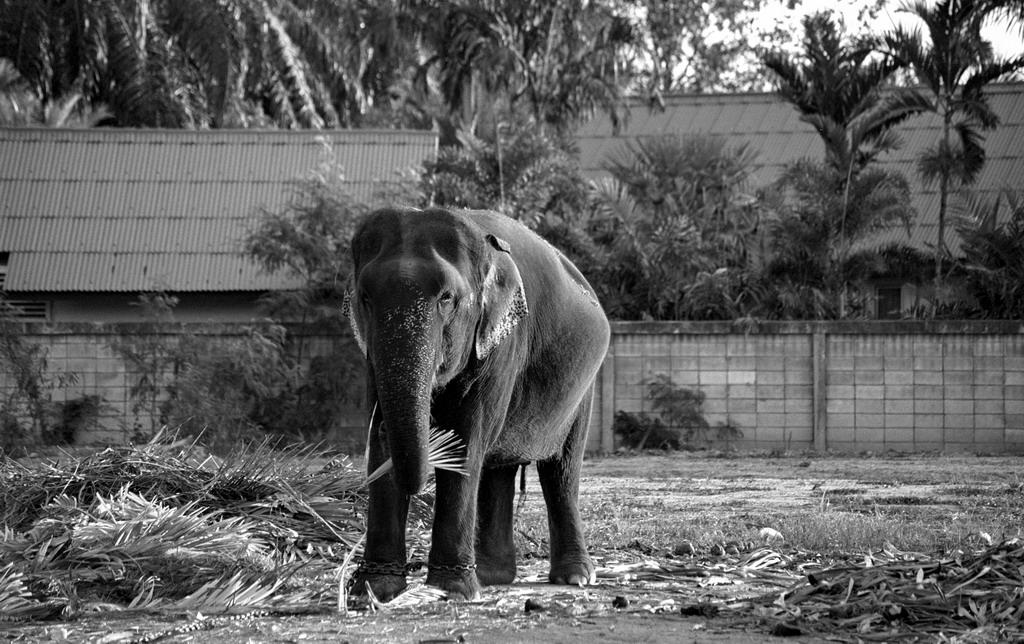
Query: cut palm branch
[
  {"left": 0, "top": 435, "right": 424, "bottom": 620},
  {"left": 0, "top": 563, "right": 39, "bottom": 620},
  {"left": 364, "top": 427, "right": 469, "bottom": 486}
]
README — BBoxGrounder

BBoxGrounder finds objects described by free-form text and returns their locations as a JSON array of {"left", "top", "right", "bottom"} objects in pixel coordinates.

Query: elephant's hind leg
[
  {"left": 475, "top": 464, "right": 519, "bottom": 585},
  {"left": 537, "top": 389, "right": 595, "bottom": 586}
]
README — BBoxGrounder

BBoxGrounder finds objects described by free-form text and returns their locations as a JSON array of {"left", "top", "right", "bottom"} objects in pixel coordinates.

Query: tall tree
[
  {"left": 0, "top": 59, "right": 110, "bottom": 126},
  {"left": 403, "top": 1, "right": 635, "bottom": 134},
  {"left": 623, "top": 0, "right": 804, "bottom": 95},
  {"left": 766, "top": 161, "right": 915, "bottom": 319},
  {"left": 763, "top": 13, "right": 913, "bottom": 173},
  {"left": 763, "top": 12, "right": 918, "bottom": 316},
  {"left": 0, "top": 0, "right": 363, "bottom": 128},
  {"left": 881, "top": 0, "right": 1024, "bottom": 286}
]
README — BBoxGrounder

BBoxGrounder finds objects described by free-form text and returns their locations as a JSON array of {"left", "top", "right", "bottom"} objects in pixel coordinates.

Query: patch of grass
[
  {"left": 824, "top": 487, "right": 865, "bottom": 495},
  {"left": 870, "top": 495, "right": 931, "bottom": 505},
  {"left": 520, "top": 455, "right": 1024, "bottom": 559},
  {"left": 944, "top": 485, "right": 990, "bottom": 496},
  {"left": 777, "top": 511, "right": 935, "bottom": 552}
]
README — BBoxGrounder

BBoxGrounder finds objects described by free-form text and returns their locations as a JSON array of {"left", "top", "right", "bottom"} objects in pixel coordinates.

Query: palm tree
[
  {"left": 951, "top": 190, "right": 1024, "bottom": 318},
  {"left": 0, "top": 59, "right": 110, "bottom": 126},
  {"left": 978, "top": 0, "right": 1024, "bottom": 36},
  {"left": 588, "top": 134, "right": 765, "bottom": 320},
  {"left": 762, "top": 13, "right": 921, "bottom": 174},
  {"left": 880, "top": 0, "right": 1024, "bottom": 286},
  {"left": 767, "top": 160, "right": 915, "bottom": 319},
  {"left": 0, "top": 0, "right": 358, "bottom": 128},
  {"left": 406, "top": 1, "right": 634, "bottom": 134},
  {"left": 763, "top": 13, "right": 918, "bottom": 316}
]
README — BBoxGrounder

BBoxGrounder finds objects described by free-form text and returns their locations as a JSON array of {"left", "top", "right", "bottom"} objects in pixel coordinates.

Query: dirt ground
[{"left": 5, "top": 452, "right": 1023, "bottom": 643}]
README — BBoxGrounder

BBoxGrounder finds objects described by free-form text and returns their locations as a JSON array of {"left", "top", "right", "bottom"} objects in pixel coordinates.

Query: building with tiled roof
[
  {"left": 0, "top": 128, "right": 437, "bottom": 322},
  {"left": 577, "top": 82, "right": 1024, "bottom": 252},
  {"left": 3, "top": 84, "right": 1020, "bottom": 323},
  {"left": 574, "top": 82, "right": 1024, "bottom": 317}
]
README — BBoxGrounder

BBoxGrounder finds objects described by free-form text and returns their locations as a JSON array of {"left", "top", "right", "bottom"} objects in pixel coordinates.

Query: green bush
[
  {"left": 420, "top": 112, "right": 588, "bottom": 230},
  {"left": 613, "top": 374, "right": 742, "bottom": 450},
  {"left": 50, "top": 395, "right": 110, "bottom": 445},
  {"left": 0, "top": 297, "right": 78, "bottom": 454},
  {"left": 110, "top": 294, "right": 300, "bottom": 453}
]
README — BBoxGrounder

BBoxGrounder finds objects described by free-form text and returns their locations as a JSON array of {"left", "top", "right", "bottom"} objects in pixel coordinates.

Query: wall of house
[{"left": 2, "top": 321, "right": 1023, "bottom": 454}]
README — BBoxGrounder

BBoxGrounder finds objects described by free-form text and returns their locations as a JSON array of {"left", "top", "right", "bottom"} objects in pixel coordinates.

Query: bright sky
[{"left": 755, "top": 0, "right": 1024, "bottom": 59}]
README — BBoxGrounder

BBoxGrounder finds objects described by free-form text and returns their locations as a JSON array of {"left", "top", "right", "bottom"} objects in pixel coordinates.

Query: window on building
[
  {"left": 0, "top": 253, "right": 50, "bottom": 321},
  {"left": 3, "top": 300, "right": 50, "bottom": 321},
  {"left": 876, "top": 286, "right": 903, "bottom": 320}
]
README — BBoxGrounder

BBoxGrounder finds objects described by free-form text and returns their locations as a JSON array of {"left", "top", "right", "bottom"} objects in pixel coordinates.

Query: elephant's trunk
[{"left": 372, "top": 304, "right": 436, "bottom": 496}]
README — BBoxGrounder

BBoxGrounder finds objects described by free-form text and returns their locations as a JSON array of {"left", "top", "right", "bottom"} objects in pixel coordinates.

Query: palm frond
[
  {"left": 0, "top": 437, "right": 387, "bottom": 618},
  {"left": 365, "top": 427, "right": 469, "bottom": 486},
  {"left": 167, "top": 568, "right": 313, "bottom": 611},
  {"left": 378, "top": 581, "right": 447, "bottom": 608},
  {"left": 0, "top": 563, "right": 37, "bottom": 619}
]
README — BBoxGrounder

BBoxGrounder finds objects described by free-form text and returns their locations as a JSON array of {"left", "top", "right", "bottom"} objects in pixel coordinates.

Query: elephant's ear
[
  {"left": 341, "top": 292, "right": 368, "bottom": 356},
  {"left": 475, "top": 234, "right": 528, "bottom": 359}
]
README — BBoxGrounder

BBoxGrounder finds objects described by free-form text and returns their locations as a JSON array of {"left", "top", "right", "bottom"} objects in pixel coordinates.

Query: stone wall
[{"left": 3, "top": 321, "right": 1023, "bottom": 454}]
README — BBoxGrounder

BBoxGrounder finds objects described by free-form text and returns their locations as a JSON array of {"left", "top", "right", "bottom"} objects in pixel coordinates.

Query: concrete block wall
[
  {"left": 0, "top": 324, "right": 369, "bottom": 447},
  {"left": 0, "top": 327, "right": 134, "bottom": 444},
  {"left": 824, "top": 332, "right": 1024, "bottom": 453},
  {"left": 4, "top": 321, "right": 1023, "bottom": 454},
  {"left": 591, "top": 321, "right": 1024, "bottom": 454},
  {"left": 593, "top": 327, "right": 815, "bottom": 452}
]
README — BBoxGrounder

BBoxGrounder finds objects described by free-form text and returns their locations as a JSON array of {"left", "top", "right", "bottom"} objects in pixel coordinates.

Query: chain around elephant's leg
[
  {"left": 348, "top": 560, "right": 410, "bottom": 603},
  {"left": 353, "top": 425, "right": 413, "bottom": 603},
  {"left": 426, "top": 467, "right": 483, "bottom": 600}
]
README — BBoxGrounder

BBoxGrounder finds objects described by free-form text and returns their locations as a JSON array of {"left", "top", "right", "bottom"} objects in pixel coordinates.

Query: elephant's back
[{"left": 460, "top": 210, "right": 606, "bottom": 317}]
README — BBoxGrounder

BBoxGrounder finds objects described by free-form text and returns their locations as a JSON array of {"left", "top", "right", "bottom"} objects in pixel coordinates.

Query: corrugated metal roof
[
  {"left": 0, "top": 128, "right": 437, "bottom": 292},
  {"left": 577, "top": 83, "right": 1024, "bottom": 253}
]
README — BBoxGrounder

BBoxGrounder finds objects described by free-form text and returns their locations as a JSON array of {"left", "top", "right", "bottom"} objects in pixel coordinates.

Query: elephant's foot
[
  {"left": 426, "top": 565, "right": 482, "bottom": 601},
  {"left": 476, "top": 554, "right": 517, "bottom": 585},
  {"left": 549, "top": 554, "right": 595, "bottom": 586},
  {"left": 349, "top": 569, "right": 408, "bottom": 604}
]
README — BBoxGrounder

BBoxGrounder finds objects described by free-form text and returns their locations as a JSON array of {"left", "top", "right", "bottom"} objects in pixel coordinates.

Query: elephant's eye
[{"left": 438, "top": 291, "right": 455, "bottom": 308}]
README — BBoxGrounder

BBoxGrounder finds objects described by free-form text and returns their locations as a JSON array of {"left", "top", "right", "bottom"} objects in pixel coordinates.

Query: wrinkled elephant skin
[{"left": 346, "top": 207, "right": 610, "bottom": 601}]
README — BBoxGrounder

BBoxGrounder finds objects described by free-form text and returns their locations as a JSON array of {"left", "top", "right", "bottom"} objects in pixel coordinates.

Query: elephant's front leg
[
  {"left": 427, "top": 466, "right": 483, "bottom": 600},
  {"left": 475, "top": 464, "right": 519, "bottom": 585},
  {"left": 350, "top": 424, "right": 411, "bottom": 602}
]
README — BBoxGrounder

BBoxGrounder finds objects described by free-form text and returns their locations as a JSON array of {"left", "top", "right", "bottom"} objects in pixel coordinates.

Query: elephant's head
[{"left": 347, "top": 208, "right": 528, "bottom": 494}]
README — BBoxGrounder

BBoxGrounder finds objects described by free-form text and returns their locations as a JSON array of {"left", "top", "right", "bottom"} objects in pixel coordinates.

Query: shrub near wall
[
  {"left": 0, "top": 323, "right": 367, "bottom": 451},
  {"left": 591, "top": 320, "right": 1024, "bottom": 454}
]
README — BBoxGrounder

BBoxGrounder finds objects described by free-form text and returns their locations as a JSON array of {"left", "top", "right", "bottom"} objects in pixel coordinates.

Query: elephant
[{"left": 345, "top": 206, "right": 610, "bottom": 601}]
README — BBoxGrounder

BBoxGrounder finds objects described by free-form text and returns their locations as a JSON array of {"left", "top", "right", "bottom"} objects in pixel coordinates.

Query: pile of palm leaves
[
  {"left": 0, "top": 436, "right": 441, "bottom": 621},
  {"left": 735, "top": 540, "right": 1024, "bottom": 641}
]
